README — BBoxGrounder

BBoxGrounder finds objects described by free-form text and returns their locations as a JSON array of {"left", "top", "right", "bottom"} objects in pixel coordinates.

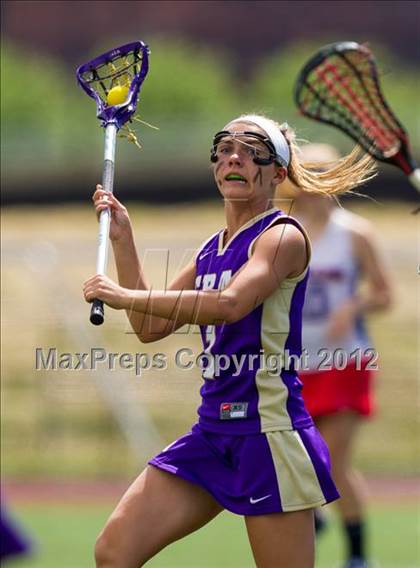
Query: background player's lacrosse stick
[
  {"left": 77, "top": 41, "right": 150, "bottom": 325},
  {"left": 294, "top": 41, "right": 420, "bottom": 206}
]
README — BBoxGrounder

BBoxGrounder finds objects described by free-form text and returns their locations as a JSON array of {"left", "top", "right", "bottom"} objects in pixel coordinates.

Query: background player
[
  {"left": 0, "top": 503, "right": 32, "bottom": 563},
  {"left": 278, "top": 143, "right": 393, "bottom": 568},
  {"left": 84, "top": 117, "right": 377, "bottom": 568}
]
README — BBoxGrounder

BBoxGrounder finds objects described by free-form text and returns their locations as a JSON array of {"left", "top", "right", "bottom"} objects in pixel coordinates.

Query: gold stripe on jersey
[
  {"left": 253, "top": 215, "right": 311, "bottom": 431},
  {"left": 256, "top": 278, "right": 299, "bottom": 431},
  {"left": 266, "top": 430, "right": 326, "bottom": 511}
]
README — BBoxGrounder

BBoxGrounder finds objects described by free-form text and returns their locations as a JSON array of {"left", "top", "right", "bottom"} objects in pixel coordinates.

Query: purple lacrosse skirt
[{"left": 149, "top": 424, "right": 339, "bottom": 516}]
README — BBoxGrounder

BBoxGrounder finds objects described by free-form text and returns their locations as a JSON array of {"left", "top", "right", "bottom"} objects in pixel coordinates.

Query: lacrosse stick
[
  {"left": 294, "top": 41, "right": 420, "bottom": 200},
  {"left": 77, "top": 41, "right": 150, "bottom": 325}
]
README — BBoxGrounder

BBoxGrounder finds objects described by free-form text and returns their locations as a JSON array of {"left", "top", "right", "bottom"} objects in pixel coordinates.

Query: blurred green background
[
  {"left": 1, "top": 1, "right": 419, "bottom": 566},
  {"left": 2, "top": 29, "right": 420, "bottom": 202}
]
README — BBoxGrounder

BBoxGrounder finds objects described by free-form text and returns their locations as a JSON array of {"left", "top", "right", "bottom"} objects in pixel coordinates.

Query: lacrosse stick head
[
  {"left": 294, "top": 41, "right": 417, "bottom": 175},
  {"left": 76, "top": 41, "right": 150, "bottom": 129}
]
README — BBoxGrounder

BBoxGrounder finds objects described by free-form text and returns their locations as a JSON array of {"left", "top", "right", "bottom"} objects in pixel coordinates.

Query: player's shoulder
[
  {"left": 266, "top": 216, "right": 305, "bottom": 239},
  {"left": 255, "top": 218, "right": 306, "bottom": 254},
  {"left": 332, "top": 207, "right": 379, "bottom": 263},
  {"left": 332, "top": 206, "right": 375, "bottom": 241}
]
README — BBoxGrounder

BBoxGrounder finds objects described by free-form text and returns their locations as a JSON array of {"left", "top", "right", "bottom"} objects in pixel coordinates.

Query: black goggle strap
[{"left": 210, "top": 130, "right": 278, "bottom": 165}]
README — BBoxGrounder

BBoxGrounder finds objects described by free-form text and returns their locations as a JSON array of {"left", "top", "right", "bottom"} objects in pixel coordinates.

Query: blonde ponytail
[{"left": 281, "top": 123, "right": 377, "bottom": 196}]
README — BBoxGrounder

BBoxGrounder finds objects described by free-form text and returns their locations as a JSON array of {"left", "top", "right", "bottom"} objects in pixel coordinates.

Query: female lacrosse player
[
  {"left": 278, "top": 143, "right": 392, "bottom": 568},
  {"left": 84, "top": 115, "right": 377, "bottom": 568}
]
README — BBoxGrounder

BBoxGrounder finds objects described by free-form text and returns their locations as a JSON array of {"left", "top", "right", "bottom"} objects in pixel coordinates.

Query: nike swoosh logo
[
  {"left": 249, "top": 494, "right": 271, "bottom": 504},
  {"left": 198, "top": 250, "right": 214, "bottom": 261}
]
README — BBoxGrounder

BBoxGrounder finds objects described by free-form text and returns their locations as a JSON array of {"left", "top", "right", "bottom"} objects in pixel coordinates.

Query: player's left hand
[
  {"left": 325, "top": 299, "right": 358, "bottom": 341},
  {"left": 83, "top": 275, "right": 131, "bottom": 310}
]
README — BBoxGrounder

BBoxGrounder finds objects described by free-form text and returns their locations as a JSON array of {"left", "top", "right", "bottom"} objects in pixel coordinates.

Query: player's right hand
[{"left": 92, "top": 184, "right": 132, "bottom": 242}]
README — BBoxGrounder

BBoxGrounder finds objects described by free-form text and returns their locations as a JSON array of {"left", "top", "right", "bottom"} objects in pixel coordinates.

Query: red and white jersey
[{"left": 302, "top": 208, "right": 371, "bottom": 370}]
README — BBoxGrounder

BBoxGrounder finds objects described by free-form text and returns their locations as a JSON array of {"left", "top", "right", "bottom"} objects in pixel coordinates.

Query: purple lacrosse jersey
[{"left": 195, "top": 208, "right": 314, "bottom": 434}]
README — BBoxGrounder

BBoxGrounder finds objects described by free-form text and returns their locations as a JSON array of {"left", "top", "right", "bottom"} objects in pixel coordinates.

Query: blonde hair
[
  {"left": 283, "top": 124, "right": 377, "bottom": 196},
  {"left": 232, "top": 114, "right": 377, "bottom": 196}
]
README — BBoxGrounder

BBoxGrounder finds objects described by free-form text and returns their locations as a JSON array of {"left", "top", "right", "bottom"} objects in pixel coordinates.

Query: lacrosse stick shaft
[{"left": 90, "top": 123, "right": 118, "bottom": 325}]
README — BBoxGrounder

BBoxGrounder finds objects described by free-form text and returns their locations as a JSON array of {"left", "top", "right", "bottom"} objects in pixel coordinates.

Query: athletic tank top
[
  {"left": 194, "top": 208, "right": 314, "bottom": 434},
  {"left": 301, "top": 208, "right": 371, "bottom": 370}
]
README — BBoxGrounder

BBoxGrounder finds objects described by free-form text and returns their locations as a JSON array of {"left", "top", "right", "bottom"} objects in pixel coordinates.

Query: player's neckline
[{"left": 218, "top": 207, "right": 279, "bottom": 255}]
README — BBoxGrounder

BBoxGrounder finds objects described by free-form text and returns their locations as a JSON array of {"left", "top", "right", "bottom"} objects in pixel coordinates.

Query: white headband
[{"left": 227, "top": 115, "right": 290, "bottom": 167}]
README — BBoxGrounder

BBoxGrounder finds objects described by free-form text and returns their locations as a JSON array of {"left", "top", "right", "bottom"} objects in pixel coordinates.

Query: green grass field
[{"left": 8, "top": 502, "right": 420, "bottom": 568}]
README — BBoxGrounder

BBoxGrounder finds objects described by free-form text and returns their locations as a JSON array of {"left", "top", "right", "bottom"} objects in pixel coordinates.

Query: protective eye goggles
[{"left": 210, "top": 131, "right": 278, "bottom": 166}]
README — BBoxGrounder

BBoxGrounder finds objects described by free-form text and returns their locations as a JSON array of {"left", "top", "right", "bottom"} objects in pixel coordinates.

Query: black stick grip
[{"left": 90, "top": 299, "right": 104, "bottom": 325}]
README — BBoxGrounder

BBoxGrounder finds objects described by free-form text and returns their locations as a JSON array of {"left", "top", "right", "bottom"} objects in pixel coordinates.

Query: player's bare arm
[
  {"left": 351, "top": 221, "right": 393, "bottom": 313},
  {"left": 93, "top": 185, "right": 197, "bottom": 342},
  {"left": 325, "top": 217, "right": 393, "bottom": 341},
  {"left": 83, "top": 223, "right": 306, "bottom": 326}
]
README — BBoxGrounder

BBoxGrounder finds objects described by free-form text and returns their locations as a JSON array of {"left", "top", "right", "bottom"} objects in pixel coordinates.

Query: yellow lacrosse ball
[{"left": 106, "top": 85, "right": 129, "bottom": 106}]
